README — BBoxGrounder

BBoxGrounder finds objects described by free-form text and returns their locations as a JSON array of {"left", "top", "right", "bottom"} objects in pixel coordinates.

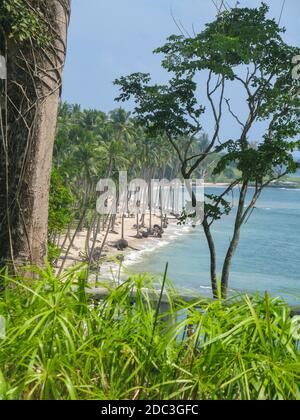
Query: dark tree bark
[
  {"left": 0, "top": 1, "right": 71, "bottom": 268},
  {"left": 202, "top": 218, "right": 218, "bottom": 298},
  {"left": 221, "top": 182, "right": 248, "bottom": 298}
]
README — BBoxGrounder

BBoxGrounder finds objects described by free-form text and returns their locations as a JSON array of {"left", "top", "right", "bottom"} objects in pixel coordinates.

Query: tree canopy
[{"left": 115, "top": 3, "right": 300, "bottom": 297}]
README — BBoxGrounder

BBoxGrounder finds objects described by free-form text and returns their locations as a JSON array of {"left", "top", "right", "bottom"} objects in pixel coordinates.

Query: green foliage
[
  {"left": 205, "top": 194, "right": 232, "bottom": 221},
  {"left": 52, "top": 102, "right": 233, "bottom": 237},
  {"left": 47, "top": 242, "right": 62, "bottom": 265},
  {"left": 114, "top": 4, "right": 300, "bottom": 296},
  {"left": 0, "top": 0, "right": 49, "bottom": 44},
  {"left": 0, "top": 267, "right": 299, "bottom": 400},
  {"left": 50, "top": 103, "right": 192, "bottom": 253},
  {"left": 52, "top": 102, "right": 183, "bottom": 221},
  {"left": 155, "top": 4, "right": 287, "bottom": 78},
  {"left": 48, "top": 169, "right": 74, "bottom": 236},
  {"left": 115, "top": 74, "right": 204, "bottom": 138},
  {"left": 115, "top": 4, "right": 300, "bottom": 232},
  {"left": 214, "top": 138, "right": 300, "bottom": 183},
  {"left": 116, "top": 3, "right": 300, "bottom": 187}
]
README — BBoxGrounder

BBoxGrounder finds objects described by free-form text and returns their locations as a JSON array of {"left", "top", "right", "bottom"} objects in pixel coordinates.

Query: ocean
[{"left": 123, "top": 187, "right": 300, "bottom": 305}]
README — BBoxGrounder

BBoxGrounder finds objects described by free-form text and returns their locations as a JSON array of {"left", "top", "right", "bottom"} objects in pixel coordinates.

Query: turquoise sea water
[{"left": 126, "top": 187, "right": 300, "bottom": 305}]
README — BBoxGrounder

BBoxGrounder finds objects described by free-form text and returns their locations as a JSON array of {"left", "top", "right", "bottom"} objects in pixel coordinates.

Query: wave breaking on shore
[{"left": 98, "top": 222, "right": 194, "bottom": 282}]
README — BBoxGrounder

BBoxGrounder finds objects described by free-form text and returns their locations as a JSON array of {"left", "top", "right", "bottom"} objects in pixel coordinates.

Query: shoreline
[
  {"left": 100, "top": 219, "right": 194, "bottom": 282},
  {"left": 204, "top": 181, "right": 300, "bottom": 189},
  {"left": 57, "top": 182, "right": 300, "bottom": 278},
  {"left": 57, "top": 213, "right": 185, "bottom": 280}
]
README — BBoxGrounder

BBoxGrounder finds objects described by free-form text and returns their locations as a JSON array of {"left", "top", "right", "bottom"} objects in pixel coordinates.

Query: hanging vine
[{"left": 0, "top": 0, "right": 71, "bottom": 269}]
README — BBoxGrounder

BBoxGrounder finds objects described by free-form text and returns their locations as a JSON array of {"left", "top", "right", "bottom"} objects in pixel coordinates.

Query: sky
[{"left": 62, "top": 0, "right": 300, "bottom": 143}]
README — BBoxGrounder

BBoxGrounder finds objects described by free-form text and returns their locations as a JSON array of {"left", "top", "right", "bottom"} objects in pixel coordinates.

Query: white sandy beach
[{"left": 56, "top": 212, "right": 180, "bottom": 279}]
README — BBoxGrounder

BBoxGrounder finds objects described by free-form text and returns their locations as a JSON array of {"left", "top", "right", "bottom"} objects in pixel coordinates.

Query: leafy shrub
[{"left": 0, "top": 266, "right": 299, "bottom": 400}]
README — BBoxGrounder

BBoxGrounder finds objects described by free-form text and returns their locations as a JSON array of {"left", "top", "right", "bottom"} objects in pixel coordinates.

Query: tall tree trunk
[
  {"left": 181, "top": 170, "right": 218, "bottom": 297},
  {"left": 149, "top": 178, "right": 152, "bottom": 232},
  {"left": 0, "top": 1, "right": 71, "bottom": 268},
  {"left": 202, "top": 219, "right": 218, "bottom": 298},
  {"left": 182, "top": 170, "right": 218, "bottom": 298},
  {"left": 136, "top": 212, "right": 140, "bottom": 237},
  {"left": 88, "top": 216, "right": 101, "bottom": 264},
  {"left": 121, "top": 214, "right": 125, "bottom": 240},
  {"left": 221, "top": 182, "right": 248, "bottom": 298}
]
